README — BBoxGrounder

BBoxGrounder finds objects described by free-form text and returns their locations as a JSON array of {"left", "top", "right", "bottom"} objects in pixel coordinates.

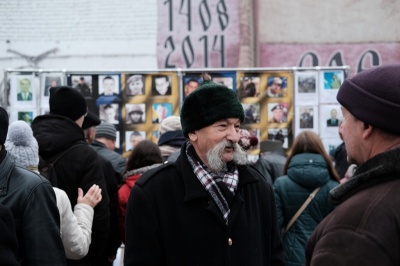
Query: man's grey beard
[{"left": 206, "top": 140, "right": 249, "bottom": 172}]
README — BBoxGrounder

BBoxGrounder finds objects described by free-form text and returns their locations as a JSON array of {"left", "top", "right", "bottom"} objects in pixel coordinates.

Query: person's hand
[{"left": 77, "top": 184, "right": 102, "bottom": 208}]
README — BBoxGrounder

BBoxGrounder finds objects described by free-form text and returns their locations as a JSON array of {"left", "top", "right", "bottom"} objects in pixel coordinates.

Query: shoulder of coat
[{"left": 135, "top": 161, "right": 177, "bottom": 186}]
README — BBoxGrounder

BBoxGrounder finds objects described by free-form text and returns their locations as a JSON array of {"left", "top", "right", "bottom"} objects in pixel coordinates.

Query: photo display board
[{"left": 4, "top": 67, "right": 349, "bottom": 157}]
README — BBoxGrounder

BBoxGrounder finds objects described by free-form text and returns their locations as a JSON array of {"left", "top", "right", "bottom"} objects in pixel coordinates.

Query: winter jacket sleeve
[
  {"left": 55, "top": 188, "right": 94, "bottom": 260},
  {"left": 23, "top": 182, "right": 66, "bottom": 265}
]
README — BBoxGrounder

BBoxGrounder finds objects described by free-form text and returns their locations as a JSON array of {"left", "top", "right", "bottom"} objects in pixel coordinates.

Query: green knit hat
[{"left": 180, "top": 75, "right": 244, "bottom": 138}]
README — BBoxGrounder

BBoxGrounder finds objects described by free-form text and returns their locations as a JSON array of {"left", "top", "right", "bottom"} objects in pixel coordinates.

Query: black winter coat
[
  {"left": 124, "top": 143, "right": 284, "bottom": 266},
  {"left": 0, "top": 151, "right": 66, "bottom": 265},
  {"left": 32, "top": 115, "right": 110, "bottom": 265}
]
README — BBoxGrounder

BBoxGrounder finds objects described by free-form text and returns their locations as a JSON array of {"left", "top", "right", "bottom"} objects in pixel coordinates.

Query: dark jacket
[
  {"left": 273, "top": 153, "right": 339, "bottom": 266},
  {"left": 91, "top": 140, "right": 126, "bottom": 176},
  {"left": 254, "top": 151, "right": 286, "bottom": 185},
  {"left": 124, "top": 143, "right": 284, "bottom": 266},
  {"left": 0, "top": 150, "right": 66, "bottom": 265},
  {"left": 31, "top": 114, "right": 110, "bottom": 265},
  {"left": 96, "top": 155, "right": 122, "bottom": 266},
  {"left": 306, "top": 147, "right": 400, "bottom": 265},
  {"left": 0, "top": 203, "right": 19, "bottom": 266}
]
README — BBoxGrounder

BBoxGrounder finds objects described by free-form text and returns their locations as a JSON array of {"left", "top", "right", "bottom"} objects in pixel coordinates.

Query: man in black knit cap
[
  {"left": 124, "top": 74, "right": 284, "bottom": 265},
  {"left": 31, "top": 86, "right": 110, "bottom": 266},
  {"left": 0, "top": 106, "right": 66, "bottom": 265},
  {"left": 306, "top": 64, "right": 400, "bottom": 265}
]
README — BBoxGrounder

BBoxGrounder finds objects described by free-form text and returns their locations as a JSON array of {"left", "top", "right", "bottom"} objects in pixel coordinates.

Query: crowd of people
[{"left": 0, "top": 64, "right": 400, "bottom": 265}]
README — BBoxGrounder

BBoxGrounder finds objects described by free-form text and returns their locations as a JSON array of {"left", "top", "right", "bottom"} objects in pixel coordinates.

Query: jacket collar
[
  {"left": 330, "top": 147, "right": 400, "bottom": 204},
  {"left": 0, "top": 152, "right": 14, "bottom": 196},
  {"left": 176, "top": 143, "right": 259, "bottom": 202}
]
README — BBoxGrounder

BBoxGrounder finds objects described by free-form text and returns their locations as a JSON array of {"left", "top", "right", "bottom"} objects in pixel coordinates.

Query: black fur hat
[{"left": 180, "top": 74, "right": 244, "bottom": 138}]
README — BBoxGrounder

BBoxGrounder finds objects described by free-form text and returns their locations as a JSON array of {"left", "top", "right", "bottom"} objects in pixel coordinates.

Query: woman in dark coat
[{"left": 273, "top": 130, "right": 340, "bottom": 266}]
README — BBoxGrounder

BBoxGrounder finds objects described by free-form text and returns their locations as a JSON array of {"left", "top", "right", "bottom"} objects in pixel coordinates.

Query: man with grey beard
[{"left": 124, "top": 74, "right": 284, "bottom": 266}]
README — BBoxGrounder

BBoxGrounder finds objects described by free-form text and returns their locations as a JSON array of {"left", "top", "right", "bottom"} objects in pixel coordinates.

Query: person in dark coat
[
  {"left": 0, "top": 107, "right": 66, "bottom": 265},
  {"left": 31, "top": 87, "right": 110, "bottom": 266},
  {"left": 273, "top": 131, "right": 340, "bottom": 266},
  {"left": 306, "top": 64, "right": 400, "bottom": 265},
  {"left": 83, "top": 112, "right": 122, "bottom": 266},
  {"left": 124, "top": 74, "right": 284, "bottom": 265},
  {"left": 254, "top": 140, "right": 287, "bottom": 185}
]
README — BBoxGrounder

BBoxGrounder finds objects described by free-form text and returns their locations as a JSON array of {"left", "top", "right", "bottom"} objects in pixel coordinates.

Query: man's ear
[
  {"left": 188, "top": 132, "right": 198, "bottom": 142},
  {"left": 362, "top": 123, "right": 373, "bottom": 139}
]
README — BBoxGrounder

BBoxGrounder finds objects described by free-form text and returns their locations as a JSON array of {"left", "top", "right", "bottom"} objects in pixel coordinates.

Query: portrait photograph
[
  {"left": 152, "top": 103, "right": 172, "bottom": 123},
  {"left": 151, "top": 75, "right": 172, "bottom": 96},
  {"left": 125, "top": 130, "right": 146, "bottom": 151},
  {"left": 267, "top": 102, "right": 288, "bottom": 124},
  {"left": 96, "top": 75, "right": 122, "bottom": 106},
  {"left": 294, "top": 71, "right": 318, "bottom": 106},
  {"left": 319, "top": 104, "right": 342, "bottom": 138},
  {"left": 242, "top": 103, "right": 260, "bottom": 124},
  {"left": 71, "top": 75, "right": 93, "bottom": 97},
  {"left": 125, "top": 74, "right": 145, "bottom": 96},
  {"left": 42, "top": 75, "right": 62, "bottom": 97},
  {"left": 182, "top": 75, "right": 201, "bottom": 100},
  {"left": 126, "top": 103, "right": 146, "bottom": 124},
  {"left": 295, "top": 106, "right": 319, "bottom": 135},
  {"left": 99, "top": 103, "right": 120, "bottom": 124},
  {"left": 267, "top": 128, "right": 289, "bottom": 149},
  {"left": 322, "top": 70, "right": 344, "bottom": 90},
  {"left": 17, "top": 111, "right": 34, "bottom": 125},
  {"left": 238, "top": 75, "right": 261, "bottom": 99},
  {"left": 266, "top": 76, "right": 287, "bottom": 98},
  {"left": 319, "top": 70, "right": 344, "bottom": 104},
  {"left": 9, "top": 75, "right": 37, "bottom": 107}
]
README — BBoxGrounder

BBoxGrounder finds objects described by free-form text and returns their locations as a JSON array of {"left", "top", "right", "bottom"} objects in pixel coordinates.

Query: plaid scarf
[{"left": 186, "top": 142, "right": 239, "bottom": 224}]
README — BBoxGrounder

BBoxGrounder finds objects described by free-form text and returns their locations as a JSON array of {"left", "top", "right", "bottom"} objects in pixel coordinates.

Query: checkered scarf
[{"left": 186, "top": 142, "right": 238, "bottom": 224}]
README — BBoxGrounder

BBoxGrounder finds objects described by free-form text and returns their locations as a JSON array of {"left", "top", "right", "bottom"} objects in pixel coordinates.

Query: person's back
[
  {"left": 118, "top": 140, "right": 163, "bottom": 243},
  {"left": 273, "top": 131, "right": 340, "bottom": 266},
  {"left": 254, "top": 140, "right": 286, "bottom": 185},
  {"left": 91, "top": 122, "right": 126, "bottom": 175},
  {"left": 31, "top": 86, "right": 110, "bottom": 265},
  {"left": 0, "top": 107, "right": 66, "bottom": 265}
]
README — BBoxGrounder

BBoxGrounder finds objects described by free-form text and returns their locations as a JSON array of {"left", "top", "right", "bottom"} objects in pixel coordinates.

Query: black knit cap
[
  {"left": 180, "top": 74, "right": 244, "bottom": 137},
  {"left": 49, "top": 86, "right": 87, "bottom": 121},
  {"left": 337, "top": 64, "right": 400, "bottom": 134},
  {"left": 0, "top": 107, "right": 9, "bottom": 145},
  {"left": 82, "top": 111, "right": 101, "bottom": 130}
]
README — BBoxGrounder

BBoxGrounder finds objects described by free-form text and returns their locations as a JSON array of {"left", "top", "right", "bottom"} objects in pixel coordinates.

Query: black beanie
[
  {"left": 49, "top": 86, "right": 87, "bottom": 121},
  {"left": 337, "top": 64, "right": 400, "bottom": 134},
  {"left": 180, "top": 78, "right": 244, "bottom": 137},
  {"left": 0, "top": 107, "right": 9, "bottom": 145}
]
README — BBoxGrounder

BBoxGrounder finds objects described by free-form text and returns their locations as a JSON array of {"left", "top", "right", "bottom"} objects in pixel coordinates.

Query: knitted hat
[
  {"left": 49, "top": 86, "right": 87, "bottom": 121},
  {"left": 180, "top": 74, "right": 244, "bottom": 137},
  {"left": 95, "top": 122, "right": 116, "bottom": 140},
  {"left": 82, "top": 111, "right": 101, "bottom": 130},
  {"left": 0, "top": 107, "right": 8, "bottom": 145},
  {"left": 337, "top": 64, "right": 400, "bottom": 134},
  {"left": 238, "top": 129, "right": 259, "bottom": 150},
  {"left": 5, "top": 121, "right": 39, "bottom": 167},
  {"left": 159, "top": 116, "right": 182, "bottom": 135}
]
